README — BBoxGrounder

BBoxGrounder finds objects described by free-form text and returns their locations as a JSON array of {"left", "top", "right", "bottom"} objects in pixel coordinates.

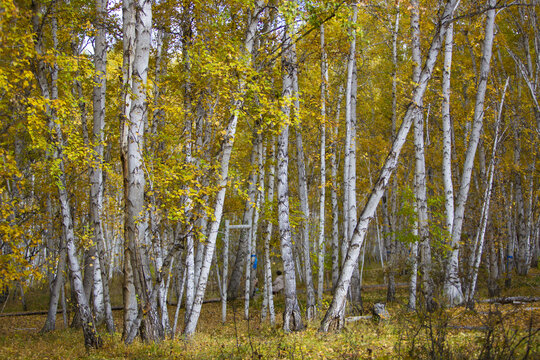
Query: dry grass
[{"left": 0, "top": 268, "right": 538, "bottom": 359}]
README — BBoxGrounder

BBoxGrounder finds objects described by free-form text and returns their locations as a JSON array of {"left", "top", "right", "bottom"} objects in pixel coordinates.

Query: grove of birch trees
[{"left": 0, "top": 0, "right": 538, "bottom": 348}]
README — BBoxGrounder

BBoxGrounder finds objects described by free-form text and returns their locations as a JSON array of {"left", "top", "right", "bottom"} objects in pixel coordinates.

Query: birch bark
[
  {"left": 293, "top": 100, "right": 316, "bottom": 319},
  {"left": 277, "top": 25, "right": 304, "bottom": 333},
  {"left": 411, "top": 0, "right": 434, "bottom": 311},
  {"left": 317, "top": 23, "right": 328, "bottom": 307},
  {"left": 331, "top": 87, "right": 343, "bottom": 291},
  {"left": 90, "top": 0, "right": 113, "bottom": 331},
  {"left": 262, "top": 139, "right": 276, "bottom": 324},
  {"left": 442, "top": 13, "right": 455, "bottom": 241},
  {"left": 120, "top": 0, "right": 137, "bottom": 339},
  {"left": 31, "top": 4, "right": 102, "bottom": 347},
  {"left": 465, "top": 78, "right": 507, "bottom": 306},
  {"left": 320, "top": 0, "right": 459, "bottom": 332},
  {"left": 444, "top": 0, "right": 496, "bottom": 305},
  {"left": 182, "top": 0, "right": 264, "bottom": 336},
  {"left": 124, "top": 0, "right": 164, "bottom": 343}
]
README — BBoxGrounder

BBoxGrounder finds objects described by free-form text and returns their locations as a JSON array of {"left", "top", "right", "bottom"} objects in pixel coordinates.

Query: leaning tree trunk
[
  {"left": 31, "top": 5, "right": 102, "bottom": 348},
  {"left": 465, "top": 81, "right": 506, "bottom": 305},
  {"left": 277, "top": 26, "right": 304, "bottom": 333},
  {"left": 182, "top": 0, "right": 264, "bottom": 337},
  {"left": 319, "top": 0, "right": 459, "bottom": 332},
  {"left": 444, "top": 0, "right": 496, "bottom": 306}
]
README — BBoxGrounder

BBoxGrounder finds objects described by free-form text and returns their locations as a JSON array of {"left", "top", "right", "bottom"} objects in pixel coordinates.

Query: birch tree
[
  {"left": 262, "top": 138, "right": 276, "bottom": 324},
  {"left": 182, "top": 0, "right": 265, "bottom": 336},
  {"left": 293, "top": 79, "right": 317, "bottom": 320},
  {"left": 317, "top": 23, "right": 328, "bottom": 307},
  {"left": 277, "top": 24, "right": 304, "bottom": 333},
  {"left": 411, "top": 0, "right": 434, "bottom": 311},
  {"left": 31, "top": 3, "right": 102, "bottom": 348},
  {"left": 444, "top": 0, "right": 497, "bottom": 306},
  {"left": 89, "top": 0, "right": 114, "bottom": 332},
  {"left": 465, "top": 78, "right": 508, "bottom": 306},
  {"left": 123, "top": 0, "right": 164, "bottom": 343},
  {"left": 320, "top": 0, "right": 460, "bottom": 332},
  {"left": 120, "top": 0, "right": 138, "bottom": 339}
]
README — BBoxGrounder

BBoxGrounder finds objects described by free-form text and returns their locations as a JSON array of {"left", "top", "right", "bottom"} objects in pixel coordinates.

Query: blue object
[{"left": 251, "top": 254, "right": 257, "bottom": 269}]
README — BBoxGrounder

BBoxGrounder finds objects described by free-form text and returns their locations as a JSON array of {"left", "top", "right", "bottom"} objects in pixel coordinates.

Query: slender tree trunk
[
  {"left": 513, "top": 128, "right": 530, "bottom": 275},
  {"left": 228, "top": 135, "right": 259, "bottom": 299},
  {"left": 41, "top": 237, "right": 66, "bottom": 333},
  {"left": 262, "top": 138, "right": 276, "bottom": 324},
  {"left": 444, "top": 0, "right": 496, "bottom": 305},
  {"left": 342, "top": 4, "right": 358, "bottom": 271},
  {"left": 184, "top": 231, "right": 195, "bottom": 323},
  {"left": 293, "top": 97, "right": 316, "bottom": 320},
  {"left": 319, "top": 0, "right": 459, "bottom": 332},
  {"left": 120, "top": 0, "right": 138, "bottom": 339},
  {"left": 317, "top": 23, "right": 328, "bottom": 308},
  {"left": 331, "top": 87, "right": 343, "bottom": 291},
  {"left": 124, "top": 0, "right": 164, "bottom": 344},
  {"left": 411, "top": 0, "right": 434, "bottom": 311},
  {"left": 222, "top": 221, "right": 229, "bottom": 324},
  {"left": 182, "top": 0, "right": 264, "bottom": 337},
  {"left": 172, "top": 260, "right": 186, "bottom": 337},
  {"left": 442, "top": 13, "right": 455, "bottom": 244},
  {"left": 31, "top": 4, "right": 102, "bottom": 347},
  {"left": 88, "top": 0, "right": 111, "bottom": 330},
  {"left": 277, "top": 25, "right": 304, "bottom": 333},
  {"left": 465, "top": 85, "right": 505, "bottom": 305}
]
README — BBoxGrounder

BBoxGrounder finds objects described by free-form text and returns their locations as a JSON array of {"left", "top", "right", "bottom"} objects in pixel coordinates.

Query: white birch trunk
[
  {"left": 228, "top": 137, "right": 259, "bottom": 299},
  {"left": 442, "top": 18, "right": 455, "bottom": 238},
  {"left": 182, "top": 0, "right": 264, "bottom": 336},
  {"left": 444, "top": 0, "right": 496, "bottom": 306},
  {"left": 293, "top": 88, "right": 316, "bottom": 320},
  {"left": 262, "top": 139, "right": 276, "bottom": 324},
  {"left": 120, "top": 0, "right": 138, "bottom": 338},
  {"left": 172, "top": 262, "right": 186, "bottom": 337},
  {"left": 411, "top": 0, "right": 434, "bottom": 311},
  {"left": 244, "top": 219, "right": 252, "bottom": 319},
  {"left": 124, "top": 0, "right": 164, "bottom": 344},
  {"left": 222, "top": 221, "right": 229, "bottom": 324},
  {"left": 514, "top": 130, "right": 530, "bottom": 275},
  {"left": 320, "top": 0, "right": 459, "bottom": 332},
  {"left": 277, "top": 26, "right": 304, "bottom": 333},
  {"left": 184, "top": 233, "right": 195, "bottom": 322},
  {"left": 31, "top": 6, "right": 102, "bottom": 347},
  {"left": 331, "top": 87, "right": 343, "bottom": 291},
  {"left": 317, "top": 23, "right": 328, "bottom": 307},
  {"left": 89, "top": 0, "right": 110, "bottom": 330},
  {"left": 465, "top": 78, "right": 507, "bottom": 305},
  {"left": 342, "top": 4, "right": 358, "bottom": 268}
]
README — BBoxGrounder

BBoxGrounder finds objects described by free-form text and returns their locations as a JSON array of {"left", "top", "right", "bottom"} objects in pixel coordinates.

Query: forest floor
[{"left": 0, "top": 268, "right": 538, "bottom": 359}]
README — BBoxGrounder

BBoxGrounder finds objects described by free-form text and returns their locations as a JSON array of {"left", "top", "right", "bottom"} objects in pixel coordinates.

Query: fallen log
[
  {"left": 0, "top": 299, "right": 224, "bottom": 317},
  {"left": 477, "top": 296, "right": 540, "bottom": 305},
  {"left": 0, "top": 306, "right": 123, "bottom": 318}
]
